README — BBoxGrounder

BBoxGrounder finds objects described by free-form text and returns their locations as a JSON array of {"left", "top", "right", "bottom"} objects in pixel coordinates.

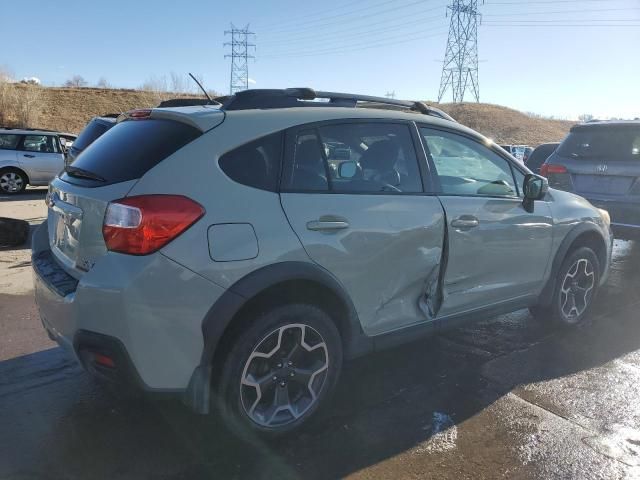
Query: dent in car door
[
  {"left": 280, "top": 121, "right": 446, "bottom": 336},
  {"left": 419, "top": 126, "right": 554, "bottom": 317},
  {"left": 437, "top": 196, "right": 553, "bottom": 316}
]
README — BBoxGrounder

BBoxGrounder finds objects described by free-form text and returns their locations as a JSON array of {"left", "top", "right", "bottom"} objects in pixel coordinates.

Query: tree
[
  {"left": 64, "top": 75, "right": 87, "bottom": 88},
  {"left": 578, "top": 113, "right": 594, "bottom": 123},
  {"left": 96, "top": 77, "right": 110, "bottom": 89}
]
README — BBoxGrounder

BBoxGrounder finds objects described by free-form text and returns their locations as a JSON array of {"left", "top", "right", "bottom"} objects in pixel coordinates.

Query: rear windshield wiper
[{"left": 64, "top": 166, "right": 106, "bottom": 182}]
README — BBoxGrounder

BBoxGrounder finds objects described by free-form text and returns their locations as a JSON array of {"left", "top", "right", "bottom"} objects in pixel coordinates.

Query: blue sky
[{"left": 3, "top": 0, "right": 639, "bottom": 119}]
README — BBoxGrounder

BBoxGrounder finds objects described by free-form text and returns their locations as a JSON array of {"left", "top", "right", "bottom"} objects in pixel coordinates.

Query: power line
[
  {"left": 484, "top": 23, "right": 640, "bottom": 26},
  {"left": 260, "top": 29, "right": 448, "bottom": 58},
  {"left": 486, "top": 0, "right": 628, "bottom": 4},
  {"left": 258, "top": 0, "right": 370, "bottom": 29},
  {"left": 260, "top": 14, "right": 445, "bottom": 50},
  {"left": 260, "top": 10, "right": 445, "bottom": 46},
  {"left": 438, "top": 0, "right": 482, "bottom": 103},
  {"left": 261, "top": 25, "right": 448, "bottom": 57},
  {"left": 224, "top": 24, "right": 255, "bottom": 94},
  {"left": 484, "top": 6, "right": 640, "bottom": 16},
  {"left": 262, "top": 0, "right": 440, "bottom": 35}
]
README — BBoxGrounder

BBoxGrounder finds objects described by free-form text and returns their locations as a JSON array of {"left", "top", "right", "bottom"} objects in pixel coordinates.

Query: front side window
[
  {"left": 23, "top": 135, "right": 57, "bottom": 153},
  {"left": 0, "top": 134, "right": 20, "bottom": 150},
  {"left": 283, "top": 122, "right": 423, "bottom": 194},
  {"left": 421, "top": 128, "right": 517, "bottom": 197}
]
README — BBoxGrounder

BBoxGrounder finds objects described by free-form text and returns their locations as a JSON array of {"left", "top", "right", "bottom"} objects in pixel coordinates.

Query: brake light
[
  {"left": 103, "top": 195, "right": 204, "bottom": 255},
  {"left": 540, "top": 163, "right": 567, "bottom": 177},
  {"left": 126, "top": 109, "right": 152, "bottom": 120}
]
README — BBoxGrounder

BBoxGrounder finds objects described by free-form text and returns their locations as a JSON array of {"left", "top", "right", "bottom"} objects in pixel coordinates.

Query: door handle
[
  {"left": 23, "top": 154, "right": 36, "bottom": 158},
  {"left": 451, "top": 216, "right": 479, "bottom": 229},
  {"left": 306, "top": 220, "right": 350, "bottom": 231}
]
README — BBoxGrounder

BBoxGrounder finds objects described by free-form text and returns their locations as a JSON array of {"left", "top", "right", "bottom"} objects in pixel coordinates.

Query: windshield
[{"left": 557, "top": 126, "right": 640, "bottom": 161}]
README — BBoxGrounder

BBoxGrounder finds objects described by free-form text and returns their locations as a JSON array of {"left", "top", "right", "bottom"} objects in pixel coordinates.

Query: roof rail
[
  {"left": 221, "top": 88, "right": 455, "bottom": 122},
  {"left": 0, "top": 126, "right": 57, "bottom": 133}
]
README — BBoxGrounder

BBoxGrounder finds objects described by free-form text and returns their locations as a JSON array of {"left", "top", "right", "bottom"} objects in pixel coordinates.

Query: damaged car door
[
  {"left": 419, "top": 127, "right": 554, "bottom": 317},
  {"left": 280, "top": 120, "right": 446, "bottom": 336}
]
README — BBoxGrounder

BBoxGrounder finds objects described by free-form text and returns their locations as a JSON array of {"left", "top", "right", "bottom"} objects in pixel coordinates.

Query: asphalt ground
[{"left": 1, "top": 188, "right": 639, "bottom": 479}]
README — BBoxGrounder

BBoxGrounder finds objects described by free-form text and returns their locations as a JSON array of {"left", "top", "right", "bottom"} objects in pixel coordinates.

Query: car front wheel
[
  {"left": 216, "top": 303, "right": 343, "bottom": 437},
  {"left": 530, "top": 246, "right": 600, "bottom": 328}
]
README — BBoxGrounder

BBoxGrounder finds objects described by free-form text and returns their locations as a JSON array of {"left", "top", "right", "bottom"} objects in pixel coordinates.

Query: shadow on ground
[{"left": 1, "top": 241, "right": 640, "bottom": 479}]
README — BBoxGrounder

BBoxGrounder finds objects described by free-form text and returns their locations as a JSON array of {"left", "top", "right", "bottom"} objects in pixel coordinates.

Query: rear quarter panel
[{"left": 127, "top": 115, "right": 312, "bottom": 290}]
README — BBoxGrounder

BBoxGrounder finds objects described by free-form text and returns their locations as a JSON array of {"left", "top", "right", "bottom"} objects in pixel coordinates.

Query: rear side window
[
  {"left": 282, "top": 122, "right": 423, "bottom": 194},
  {"left": 61, "top": 119, "right": 201, "bottom": 186},
  {"left": 73, "top": 120, "right": 111, "bottom": 151},
  {"left": 0, "top": 134, "right": 20, "bottom": 150},
  {"left": 219, "top": 132, "right": 283, "bottom": 191},
  {"left": 557, "top": 126, "right": 640, "bottom": 161},
  {"left": 23, "top": 135, "right": 58, "bottom": 153}
]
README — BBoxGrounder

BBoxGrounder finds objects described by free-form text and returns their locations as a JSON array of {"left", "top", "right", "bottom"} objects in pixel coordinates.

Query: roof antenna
[{"left": 188, "top": 72, "right": 216, "bottom": 104}]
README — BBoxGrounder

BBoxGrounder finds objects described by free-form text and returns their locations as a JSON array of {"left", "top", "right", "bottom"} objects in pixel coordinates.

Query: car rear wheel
[
  {"left": 0, "top": 168, "right": 27, "bottom": 194},
  {"left": 216, "top": 303, "right": 342, "bottom": 438},
  {"left": 530, "top": 246, "right": 600, "bottom": 328}
]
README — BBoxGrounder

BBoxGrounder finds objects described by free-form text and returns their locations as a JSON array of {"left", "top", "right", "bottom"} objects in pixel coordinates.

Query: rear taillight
[
  {"left": 103, "top": 195, "right": 204, "bottom": 255},
  {"left": 126, "top": 108, "right": 152, "bottom": 120},
  {"left": 540, "top": 163, "right": 567, "bottom": 177}
]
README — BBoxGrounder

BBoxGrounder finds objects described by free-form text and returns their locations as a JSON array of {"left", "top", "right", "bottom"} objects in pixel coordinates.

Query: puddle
[{"left": 414, "top": 412, "right": 458, "bottom": 454}]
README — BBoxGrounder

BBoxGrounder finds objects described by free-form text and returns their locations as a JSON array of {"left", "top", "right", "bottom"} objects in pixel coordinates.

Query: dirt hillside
[
  {"left": 437, "top": 102, "right": 574, "bottom": 146},
  {"left": 21, "top": 86, "right": 573, "bottom": 145}
]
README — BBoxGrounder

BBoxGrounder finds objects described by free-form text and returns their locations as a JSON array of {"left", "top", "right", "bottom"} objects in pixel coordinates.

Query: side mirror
[
  {"left": 338, "top": 161, "right": 358, "bottom": 179},
  {"left": 523, "top": 174, "right": 548, "bottom": 212}
]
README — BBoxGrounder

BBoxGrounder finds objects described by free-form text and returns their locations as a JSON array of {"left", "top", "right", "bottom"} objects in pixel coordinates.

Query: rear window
[
  {"left": 61, "top": 119, "right": 201, "bottom": 186},
  {"left": 0, "top": 134, "right": 20, "bottom": 150},
  {"left": 557, "top": 126, "right": 640, "bottom": 161},
  {"left": 72, "top": 120, "right": 111, "bottom": 151}
]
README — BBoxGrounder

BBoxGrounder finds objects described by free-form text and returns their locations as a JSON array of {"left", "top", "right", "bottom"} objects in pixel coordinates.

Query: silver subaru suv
[{"left": 32, "top": 89, "right": 613, "bottom": 437}]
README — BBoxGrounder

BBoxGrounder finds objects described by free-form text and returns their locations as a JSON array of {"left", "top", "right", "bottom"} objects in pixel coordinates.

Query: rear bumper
[
  {"left": 584, "top": 197, "right": 640, "bottom": 239},
  {"left": 32, "top": 221, "right": 226, "bottom": 393}
]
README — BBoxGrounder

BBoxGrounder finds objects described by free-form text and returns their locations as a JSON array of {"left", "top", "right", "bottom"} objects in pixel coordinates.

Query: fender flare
[
  {"left": 538, "top": 222, "right": 607, "bottom": 306},
  {"left": 184, "top": 261, "right": 368, "bottom": 413}
]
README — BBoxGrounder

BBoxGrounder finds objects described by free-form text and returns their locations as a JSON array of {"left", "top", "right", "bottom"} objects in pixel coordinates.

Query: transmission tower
[
  {"left": 224, "top": 24, "right": 255, "bottom": 95},
  {"left": 437, "top": 0, "right": 482, "bottom": 103}
]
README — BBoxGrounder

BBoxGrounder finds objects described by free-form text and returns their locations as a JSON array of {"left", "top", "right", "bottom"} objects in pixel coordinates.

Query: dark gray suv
[{"left": 543, "top": 121, "right": 640, "bottom": 239}]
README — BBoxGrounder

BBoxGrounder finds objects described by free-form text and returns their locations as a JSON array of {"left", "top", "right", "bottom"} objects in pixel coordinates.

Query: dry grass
[
  {"left": 437, "top": 102, "right": 574, "bottom": 146},
  {"left": 2, "top": 86, "right": 574, "bottom": 145}
]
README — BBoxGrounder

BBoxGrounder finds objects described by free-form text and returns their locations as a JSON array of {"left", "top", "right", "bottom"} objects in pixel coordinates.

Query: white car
[{"left": 0, "top": 128, "right": 68, "bottom": 194}]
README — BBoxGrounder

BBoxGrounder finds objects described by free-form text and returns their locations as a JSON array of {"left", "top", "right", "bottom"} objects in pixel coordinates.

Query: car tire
[
  {"left": 0, "top": 217, "right": 30, "bottom": 248},
  {"left": 0, "top": 168, "right": 28, "bottom": 194},
  {"left": 216, "top": 303, "right": 343, "bottom": 438},
  {"left": 530, "top": 246, "right": 600, "bottom": 328}
]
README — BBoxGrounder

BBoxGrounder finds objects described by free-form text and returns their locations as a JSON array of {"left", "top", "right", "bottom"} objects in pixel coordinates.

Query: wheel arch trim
[
  {"left": 538, "top": 222, "right": 609, "bottom": 307},
  {"left": 184, "top": 261, "right": 367, "bottom": 413}
]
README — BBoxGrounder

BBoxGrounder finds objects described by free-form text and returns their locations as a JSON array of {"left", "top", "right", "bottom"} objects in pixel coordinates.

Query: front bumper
[{"left": 32, "top": 222, "right": 226, "bottom": 392}]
